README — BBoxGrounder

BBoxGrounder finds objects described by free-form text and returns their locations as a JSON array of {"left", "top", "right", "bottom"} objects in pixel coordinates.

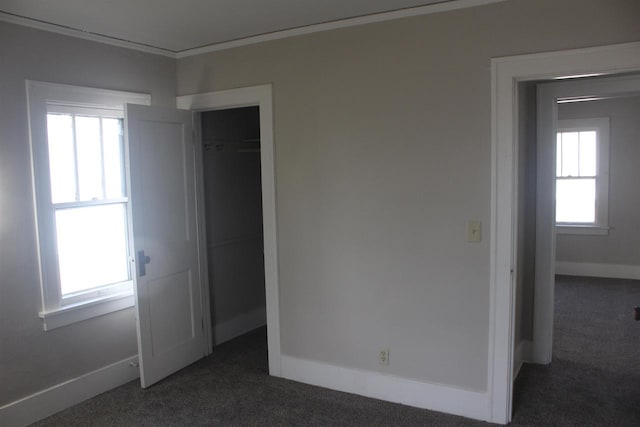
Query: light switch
[{"left": 468, "top": 220, "right": 482, "bottom": 242}]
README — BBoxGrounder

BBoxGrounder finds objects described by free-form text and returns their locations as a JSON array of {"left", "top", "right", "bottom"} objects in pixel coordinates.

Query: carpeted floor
[
  {"left": 511, "top": 275, "right": 640, "bottom": 426},
  {"left": 34, "top": 275, "right": 640, "bottom": 426}
]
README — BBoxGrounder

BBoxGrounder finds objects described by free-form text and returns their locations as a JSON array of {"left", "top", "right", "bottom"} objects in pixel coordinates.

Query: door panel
[
  {"left": 147, "top": 270, "right": 194, "bottom": 355},
  {"left": 126, "top": 104, "right": 204, "bottom": 387}
]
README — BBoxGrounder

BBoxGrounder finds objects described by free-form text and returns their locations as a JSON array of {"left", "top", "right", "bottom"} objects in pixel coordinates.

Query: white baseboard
[
  {"left": 0, "top": 355, "right": 139, "bottom": 427},
  {"left": 280, "top": 355, "right": 489, "bottom": 422},
  {"left": 513, "top": 340, "right": 532, "bottom": 380},
  {"left": 214, "top": 306, "right": 266, "bottom": 345},
  {"left": 556, "top": 261, "right": 640, "bottom": 280}
]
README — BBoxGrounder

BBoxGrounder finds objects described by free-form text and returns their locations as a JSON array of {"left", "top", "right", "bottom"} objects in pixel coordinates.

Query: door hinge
[{"left": 201, "top": 316, "right": 205, "bottom": 332}]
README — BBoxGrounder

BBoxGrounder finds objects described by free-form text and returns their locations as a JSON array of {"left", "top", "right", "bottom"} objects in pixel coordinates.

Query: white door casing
[
  {"left": 489, "top": 41, "right": 640, "bottom": 424},
  {"left": 126, "top": 104, "right": 206, "bottom": 387},
  {"left": 177, "top": 85, "right": 282, "bottom": 377}
]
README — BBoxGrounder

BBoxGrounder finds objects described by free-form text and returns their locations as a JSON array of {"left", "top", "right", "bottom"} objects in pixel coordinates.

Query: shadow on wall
[{"left": 200, "top": 107, "right": 267, "bottom": 345}]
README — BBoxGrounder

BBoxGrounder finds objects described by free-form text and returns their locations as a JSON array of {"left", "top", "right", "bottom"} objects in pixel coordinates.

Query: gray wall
[
  {"left": 201, "top": 108, "right": 266, "bottom": 335},
  {"left": 515, "top": 82, "right": 537, "bottom": 348},
  {"left": 0, "top": 22, "right": 176, "bottom": 406},
  {"left": 177, "top": 0, "right": 640, "bottom": 391},
  {"left": 556, "top": 96, "right": 640, "bottom": 265}
]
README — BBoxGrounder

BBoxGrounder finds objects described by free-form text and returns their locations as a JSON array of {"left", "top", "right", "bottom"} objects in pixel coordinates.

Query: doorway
[
  {"left": 489, "top": 42, "right": 640, "bottom": 424},
  {"left": 532, "top": 73, "right": 640, "bottom": 364},
  {"left": 510, "top": 76, "right": 640, "bottom": 423},
  {"left": 200, "top": 106, "right": 266, "bottom": 347},
  {"left": 177, "top": 85, "right": 282, "bottom": 377}
]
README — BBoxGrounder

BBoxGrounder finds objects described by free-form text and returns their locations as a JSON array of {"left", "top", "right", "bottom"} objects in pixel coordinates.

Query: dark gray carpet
[
  {"left": 34, "top": 275, "right": 640, "bottom": 426},
  {"left": 32, "top": 327, "right": 486, "bottom": 427},
  {"left": 511, "top": 275, "right": 640, "bottom": 426}
]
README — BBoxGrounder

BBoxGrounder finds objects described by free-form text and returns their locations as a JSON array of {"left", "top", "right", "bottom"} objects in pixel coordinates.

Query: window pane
[
  {"left": 47, "top": 114, "right": 77, "bottom": 203},
  {"left": 556, "top": 178, "right": 595, "bottom": 223},
  {"left": 560, "top": 131, "right": 579, "bottom": 177},
  {"left": 75, "top": 116, "right": 104, "bottom": 201},
  {"left": 579, "top": 131, "right": 596, "bottom": 176},
  {"left": 55, "top": 204, "right": 130, "bottom": 296},
  {"left": 556, "top": 133, "right": 562, "bottom": 177},
  {"left": 102, "top": 118, "right": 125, "bottom": 198}
]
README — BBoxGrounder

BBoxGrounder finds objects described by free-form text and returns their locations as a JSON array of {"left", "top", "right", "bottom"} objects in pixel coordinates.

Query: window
[
  {"left": 27, "top": 81, "right": 150, "bottom": 330},
  {"left": 555, "top": 117, "right": 609, "bottom": 235}
]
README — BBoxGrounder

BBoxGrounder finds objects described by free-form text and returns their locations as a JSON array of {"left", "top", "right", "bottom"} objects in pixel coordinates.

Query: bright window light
[
  {"left": 555, "top": 118, "right": 608, "bottom": 231},
  {"left": 28, "top": 81, "right": 149, "bottom": 330},
  {"left": 103, "top": 118, "right": 126, "bottom": 199},
  {"left": 555, "top": 130, "right": 597, "bottom": 223},
  {"left": 47, "top": 114, "right": 76, "bottom": 203},
  {"left": 46, "top": 111, "right": 131, "bottom": 302},
  {"left": 75, "top": 116, "right": 104, "bottom": 201},
  {"left": 556, "top": 178, "right": 595, "bottom": 223},
  {"left": 56, "top": 204, "right": 129, "bottom": 296}
]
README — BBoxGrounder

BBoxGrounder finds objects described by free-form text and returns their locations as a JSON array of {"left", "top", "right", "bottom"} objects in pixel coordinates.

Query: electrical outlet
[
  {"left": 467, "top": 220, "right": 482, "bottom": 242},
  {"left": 379, "top": 348, "right": 390, "bottom": 366}
]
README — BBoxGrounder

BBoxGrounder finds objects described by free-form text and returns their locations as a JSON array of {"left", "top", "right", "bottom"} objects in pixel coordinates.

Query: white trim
[
  {"left": 556, "top": 225, "right": 609, "bottom": 235},
  {"left": 26, "top": 80, "right": 150, "bottom": 331},
  {"left": 191, "top": 112, "right": 213, "bottom": 355},
  {"left": 555, "top": 117, "right": 610, "bottom": 230},
  {"left": 39, "top": 292, "right": 134, "bottom": 331},
  {"left": 214, "top": 307, "right": 267, "bottom": 345},
  {"left": 0, "top": 356, "right": 139, "bottom": 427},
  {"left": 2, "top": 2, "right": 507, "bottom": 59},
  {"left": 488, "top": 48, "right": 517, "bottom": 425},
  {"left": 177, "top": 85, "right": 282, "bottom": 377},
  {"left": 513, "top": 340, "right": 531, "bottom": 380},
  {"left": 0, "top": 12, "right": 175, "bottom": 58},
  {"left": 556, "top": 262, "right": 640, "bottom": 280},
  {"left": 176, "top": 0, "right": 506, "bottom": 57},
  {"left": 281, "top": 355, "right": 489, "bottom": 422},
  {"left": 490, "top": 41, "right": 640, "bottom": 424},
  {"left": 27, "top": 81, "right": 151, "bottom": 110}
]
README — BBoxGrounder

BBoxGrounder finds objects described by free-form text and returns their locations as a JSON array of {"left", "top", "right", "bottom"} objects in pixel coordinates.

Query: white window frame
[
  {"left": 26, "top": 81, "right": 150, "bottom": 330},
  {"left": 555, "top": 117, "right": 610, "bottom": 235}
]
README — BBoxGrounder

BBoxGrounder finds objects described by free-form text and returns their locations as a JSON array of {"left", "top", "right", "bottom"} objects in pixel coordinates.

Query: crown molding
[
  {"left": 176, "top": 0, "right": 506, "bottom": 58},
  {"left": 1, "top": 0, "right": 507, "bottom": 60},
  {"left": 0, "top": 11, "right": 176, "bottom": 58}
]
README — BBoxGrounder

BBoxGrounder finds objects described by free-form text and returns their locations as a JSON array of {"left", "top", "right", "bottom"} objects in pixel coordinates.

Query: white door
[{"left": 126, "top": 104, "right": 205, "bottom": 387}]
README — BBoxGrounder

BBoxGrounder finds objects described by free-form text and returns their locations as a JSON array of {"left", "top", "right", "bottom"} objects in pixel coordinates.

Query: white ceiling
[{"left": 0, "top": 0, "right": 474, "bottom": 54}]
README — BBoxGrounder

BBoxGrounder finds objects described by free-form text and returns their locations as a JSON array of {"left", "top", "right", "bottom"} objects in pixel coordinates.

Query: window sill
[
  {"left": 39, "top": 290, "right": 135, "bottom": 331},
  {"left": 556, "top": 225, "right": 609, "bottom": 236}
]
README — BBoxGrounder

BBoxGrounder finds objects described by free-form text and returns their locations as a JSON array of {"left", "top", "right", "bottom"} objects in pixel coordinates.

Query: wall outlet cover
[{"left": 379, "top": 348, "right": 390, "bottom": 365}]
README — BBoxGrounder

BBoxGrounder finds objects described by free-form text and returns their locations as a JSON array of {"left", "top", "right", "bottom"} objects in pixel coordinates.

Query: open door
[{"left": 125, "top": 104, "right": 205, "bottom": 387}]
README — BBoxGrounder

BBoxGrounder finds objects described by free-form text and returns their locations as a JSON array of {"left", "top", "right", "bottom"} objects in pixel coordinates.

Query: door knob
[{"left": 138, "top": 250, "right": 151, "bottom": 276}]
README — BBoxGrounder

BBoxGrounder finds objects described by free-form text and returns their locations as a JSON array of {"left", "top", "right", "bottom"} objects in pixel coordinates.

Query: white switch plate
[{"left": 468, "top": 221, "right": 482, "bottom": 242}]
